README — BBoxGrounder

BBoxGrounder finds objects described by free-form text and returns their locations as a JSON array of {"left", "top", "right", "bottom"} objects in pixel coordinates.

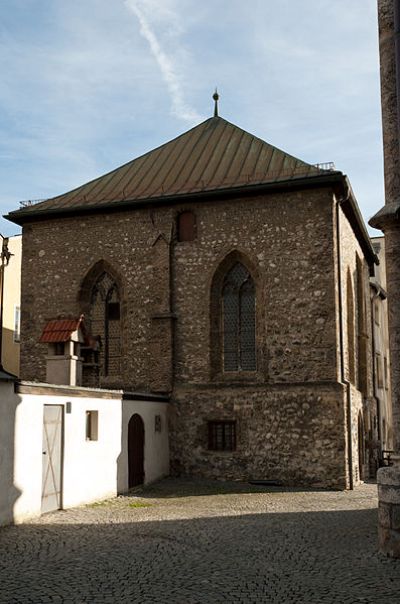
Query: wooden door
[
  {"left": 128, "top": 414, "right": 145, "bottom": 488},
  {"left": 42, "top": 405, "right": 63, "bottom": 513}
]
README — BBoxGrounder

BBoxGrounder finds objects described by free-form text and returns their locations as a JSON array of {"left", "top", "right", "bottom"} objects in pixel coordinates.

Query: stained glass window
[
  {"left": 222, "top": 262, "right": 256, "bottom": 372},
  {"left": 91, "top": 272, "right": 121, "bottom": 377}
]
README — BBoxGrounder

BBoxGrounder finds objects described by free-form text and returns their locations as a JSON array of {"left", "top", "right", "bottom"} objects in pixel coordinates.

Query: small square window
[
  {"left": 177, "top": 211, "right": 196, "bottom": 242},
  {"left": 53, "top": 342, "right": 65, "bottom": 356},
  {"left": 86, "top": 410, "right": 99, "bottom": 441},
  {"left": 208, "top": 421, "right": 236, "bottom": 451}
]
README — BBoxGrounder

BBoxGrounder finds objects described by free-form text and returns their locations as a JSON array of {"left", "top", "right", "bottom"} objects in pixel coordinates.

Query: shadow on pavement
[
  {"left": 123, "top": 476, "right": 342, "bottom": 499},
  {"left": 0, "top": 507, "right": 399, "bottom": 603}
]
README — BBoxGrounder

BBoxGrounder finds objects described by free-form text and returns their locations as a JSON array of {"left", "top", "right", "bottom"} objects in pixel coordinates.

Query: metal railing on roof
[
  {"left": 19, "top": 199, "right": 47, "bottom": 208},
  {"left": 314, "top": 162, "right": 336, "bottom": 171}
]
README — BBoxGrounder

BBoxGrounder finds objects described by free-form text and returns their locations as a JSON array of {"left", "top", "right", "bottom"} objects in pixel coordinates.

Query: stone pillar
[{"left": 370, "top": 0, "right": 400, "bottom": 557}]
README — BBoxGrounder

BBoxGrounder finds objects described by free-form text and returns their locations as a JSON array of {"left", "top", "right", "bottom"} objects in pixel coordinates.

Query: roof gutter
[
  {"left": 5, "top": 172, "right": 345, "bottom": 226},
  {"left": 334, "top": 176, "right": 378, "bottom": 270}
]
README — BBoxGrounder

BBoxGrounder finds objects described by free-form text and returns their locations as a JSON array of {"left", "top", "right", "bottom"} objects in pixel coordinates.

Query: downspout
[{"left": 335, "top": 192, "right": 354, "bottom": 489}]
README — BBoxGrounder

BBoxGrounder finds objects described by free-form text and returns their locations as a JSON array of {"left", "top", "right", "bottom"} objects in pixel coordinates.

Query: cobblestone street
[{"left": 0, "top": 479, "right": 399, "bottom": 603}]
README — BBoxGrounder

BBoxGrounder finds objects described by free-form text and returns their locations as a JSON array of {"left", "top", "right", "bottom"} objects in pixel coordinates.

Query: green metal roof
[{"left": 7, "top": 116, "right": 337, "bottom": 222}]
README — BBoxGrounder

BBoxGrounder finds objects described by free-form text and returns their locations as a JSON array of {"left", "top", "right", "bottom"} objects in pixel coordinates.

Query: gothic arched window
[
  {"left": 91, "top": 272, "right": 121, "bottom": 377},
  {"left": 356, "top": 255, "right": 367, "bottom": 394},
  {"left": 346, "top": 269, "right": 355, "bottom": 384},
  {"left": 222, "top": 262, "right": 256, "bottom": 372}
]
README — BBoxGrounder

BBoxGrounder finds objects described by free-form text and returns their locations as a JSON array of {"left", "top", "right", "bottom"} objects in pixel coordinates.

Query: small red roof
[{"left": 39, "top": 316, "right": 85, "bottom": 343}]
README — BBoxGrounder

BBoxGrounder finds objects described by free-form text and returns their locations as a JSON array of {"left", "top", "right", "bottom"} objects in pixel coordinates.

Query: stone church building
[{"left": 7, "top": 111, "right": 380, "bottom": 489}]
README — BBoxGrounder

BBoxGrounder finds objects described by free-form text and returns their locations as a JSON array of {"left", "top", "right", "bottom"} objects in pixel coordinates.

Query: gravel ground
[{"left": 0, "top": 478, "right": 399, "bottom": 603}]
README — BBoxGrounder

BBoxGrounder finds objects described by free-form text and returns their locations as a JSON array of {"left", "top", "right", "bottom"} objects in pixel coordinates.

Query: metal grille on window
[
  {"left": 222, "top": 262, "right": 256, "bottom": 372},
  {"left": 208, "top": 421, "right": 236, "bottom": 451}
]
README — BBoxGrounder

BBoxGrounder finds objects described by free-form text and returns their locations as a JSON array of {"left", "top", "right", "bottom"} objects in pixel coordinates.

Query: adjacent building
[
  {"left": 1, "top": 234, "right": 21, "bottom": 376},
  {"left": 370, "top": 237, "right": 392, "bottom": 461}
]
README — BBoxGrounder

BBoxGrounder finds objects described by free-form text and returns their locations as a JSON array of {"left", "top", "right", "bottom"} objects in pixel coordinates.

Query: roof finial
[{"left": 213, "top": 88, "right": 219, "bottom": 117}]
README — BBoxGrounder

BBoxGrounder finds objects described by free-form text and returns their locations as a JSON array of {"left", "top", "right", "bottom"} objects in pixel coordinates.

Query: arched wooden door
[{"left": 128, "top": 414, "right": 145, "bottom": 488}]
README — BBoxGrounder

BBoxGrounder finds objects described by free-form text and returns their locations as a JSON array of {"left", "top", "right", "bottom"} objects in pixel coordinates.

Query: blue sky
[{"left": 0, "top": 0, "right": 383, "bottom": 236}]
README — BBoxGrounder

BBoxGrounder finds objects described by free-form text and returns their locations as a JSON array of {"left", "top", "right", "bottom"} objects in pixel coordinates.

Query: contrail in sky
[{"left": 124, "top": 0, "right": 201, "bottom": 124}]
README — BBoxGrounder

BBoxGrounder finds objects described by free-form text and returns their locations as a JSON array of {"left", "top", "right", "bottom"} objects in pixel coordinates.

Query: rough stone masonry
[
  {"left": 7, "top": 113, "right": 377, "bottom": 490},
  {"left": 370, "top": 0, "right": 400, "bottom": 558}
]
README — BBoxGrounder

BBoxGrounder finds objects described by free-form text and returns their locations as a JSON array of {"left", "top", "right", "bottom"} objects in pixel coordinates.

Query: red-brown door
[{"left": 128, "top": 414, "right": 145, "bottom": 487}]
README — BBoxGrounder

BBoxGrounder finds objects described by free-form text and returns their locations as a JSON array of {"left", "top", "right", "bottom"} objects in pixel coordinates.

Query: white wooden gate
[{"left": 41, "top": 405, "right": 63, "bottom": 513}]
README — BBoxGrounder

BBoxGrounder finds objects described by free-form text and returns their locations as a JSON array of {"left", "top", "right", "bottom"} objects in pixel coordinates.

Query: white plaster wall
[
  {"left": 0, "top": 384, "right": 170, "bottom": 526},
  {"left": 0, "top": 382, "right": 24, "bottom": 524},
  {"left": 52, "top": 394, "right": 121, "bottom": 509},
  {"left": 21, "top": 393, "right": 121, "bottom": 511},
  {"left": 0, "top": 385, "right": 122, "bottom": 525},
  {"left": 118, "top": 400, "right": 169, "bottom": 492},
  {"left": 12, "top": 392, "right": 44, "bottom": 522}
]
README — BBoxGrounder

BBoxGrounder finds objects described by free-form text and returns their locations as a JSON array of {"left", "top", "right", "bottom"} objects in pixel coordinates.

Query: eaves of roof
[
  {"left": 5, "top": 169, "right": 377, "bottom": 268},
  {"left": 7, "top": 170, "right": 344, "bottom": 225},
  {"left": 337, "top": 176, "right": 378, "bottom": 270},
  {"left": 39, "top": 316, "right": 85, "bottom": 343}
]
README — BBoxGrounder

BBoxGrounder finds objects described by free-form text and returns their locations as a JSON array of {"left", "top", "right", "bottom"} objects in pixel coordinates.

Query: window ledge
[
  {"left": 204, "top": 449, "right": 239, "bottom": 455},
  {"left": 211, "top": 371, "right": 263, "bottom": 383}
]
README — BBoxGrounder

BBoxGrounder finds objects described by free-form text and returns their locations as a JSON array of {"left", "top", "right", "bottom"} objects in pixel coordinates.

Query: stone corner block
[
  {"left": 392, "top": 505, "right": 400, "bottom": 531},
  {"left": 377, "top": 466, "right": 400, "bottom": 486},
  {"left": 378, "top": 502, "right": 391, "bottom": 529},
  {"left": 378, "top": 484, "right": 400, "bottom": 505},
  {"left": 379, "top": 526, "right": 400, "bottom": 559}
]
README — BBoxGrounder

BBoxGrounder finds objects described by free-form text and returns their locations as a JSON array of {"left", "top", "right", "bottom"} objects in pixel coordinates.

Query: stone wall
[
  {"left": 172, "top": 189, "right": 338, "bottom": 386},
  {"left": 169, "top": 383, "right": 348, "bottom": 488},
  {"left": 19, "top": 184, "right": 373, "bottom": 487},
  {"left": 20, "top": 188, "right": 337, "bottom": 389},
  {"left": 336, "top": 203, "right": 375, "bottom": 484}
]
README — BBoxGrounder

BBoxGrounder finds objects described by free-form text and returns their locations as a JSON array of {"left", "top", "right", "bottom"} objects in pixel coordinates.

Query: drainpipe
[{"left": 335, "top": 193, "right": 354, "bottom": 490}]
